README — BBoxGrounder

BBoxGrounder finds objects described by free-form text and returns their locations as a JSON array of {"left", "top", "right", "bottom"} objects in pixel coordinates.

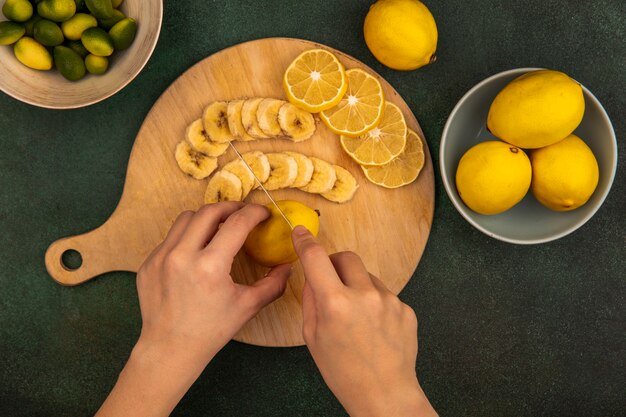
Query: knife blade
[{"left": 228, "top": 142, "right": 294, "bottom": 230}]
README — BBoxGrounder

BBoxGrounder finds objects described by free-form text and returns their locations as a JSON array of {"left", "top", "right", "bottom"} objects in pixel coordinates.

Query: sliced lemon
[
  {"left": 340, "top": 101, "right": 407, "bottom": 165},
  {"left": 320, "top": 68, "right": 384, "bottom": 137},
  {"left": 361, "top": 129, "right": 424, "bottom": 188},
  {"left": 283, "top": 48, "right": 347, "bottom": 113}
]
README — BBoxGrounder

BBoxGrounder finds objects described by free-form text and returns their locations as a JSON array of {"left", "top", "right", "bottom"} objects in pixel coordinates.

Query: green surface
[{"left": 0, "top": 0, "right": 624, "bottom": 415}]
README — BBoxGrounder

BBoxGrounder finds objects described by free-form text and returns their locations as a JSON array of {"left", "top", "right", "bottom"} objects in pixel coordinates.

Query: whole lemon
[
  {"left": 487, "top": 70, "right": 585, "bottom": 149},
  {"left": 244, "top": 200, "right": 320, "bottom": 267},
  {"left": 363, "top": 0, "right": 437, "bottom": 70},
  {"left": 530, "top": 134, "right": 599, "bottom": 211},
  {"left": 13, "top": 37, "right": 53, "bottom": 70},
  {"left": 456, "top": 141, "right": 532, "bottom": 215}
]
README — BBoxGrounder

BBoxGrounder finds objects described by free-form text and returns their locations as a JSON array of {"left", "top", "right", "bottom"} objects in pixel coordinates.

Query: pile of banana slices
[
  {"left": 205, "top": 151, "right": 358, "bottom": 204},
  {"left": 175, "top": 97, "right": 359, "bottom": 204}
]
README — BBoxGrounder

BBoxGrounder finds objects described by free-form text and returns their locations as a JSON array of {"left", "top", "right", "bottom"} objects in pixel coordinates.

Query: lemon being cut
[
  {"left": 244, "top": 200, "right": 320, "bottom": 267},
  {"left": 340, "top": 101, "right": 407, "bottom": 165},
  {"left": 283, "top": 48, "right": 347, "bottom": 113},
  {"left": 320, "top": 68, "right": 385, "bottom": 137},
  {"left": 530, "top": 134, "right": 599, "bottom": 212},
  {"left": 362, "top": 129, "right": 424, "bottom": 188}
]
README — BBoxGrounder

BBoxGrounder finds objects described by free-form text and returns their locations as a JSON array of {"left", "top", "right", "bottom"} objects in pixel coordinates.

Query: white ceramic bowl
[
  {"left": 440, "top": 68, "right": 618, "bottom": 244},
  {"left": 0, "top": 0, "right": 163, "bottom": 108}
]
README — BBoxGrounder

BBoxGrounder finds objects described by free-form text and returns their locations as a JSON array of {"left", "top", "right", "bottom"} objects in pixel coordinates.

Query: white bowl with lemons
[
  {"left": 0, "top": 0, "right": 162, "bottom": 109},
  {"left": 440, "top": 68, "right": 618, "bottom": 244}
]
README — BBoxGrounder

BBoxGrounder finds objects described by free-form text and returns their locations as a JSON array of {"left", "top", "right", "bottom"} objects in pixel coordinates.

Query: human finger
[
  {"left": 177, "top": 202, "right": 246, "bottom": 251},
  {"left": 206, "top": 204, "right": 270, "bottom": 260},
  {"left": 240, "top": 263, "right": 292, "bottom": 314},
  {"left": 291, "top": 226, "right": 343, "bottom": 295},
  {"left": 301, "top": 281, "right": 317, "bottom": 344},
  {"left": 370, "top": 274, "right": 392, "bottom": 293},
  {"left": 329, "top": 251, "right": 372, "bottom": 289}
]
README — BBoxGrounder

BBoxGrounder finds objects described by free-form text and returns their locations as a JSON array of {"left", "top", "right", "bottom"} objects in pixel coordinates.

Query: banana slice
[
  {"left": 299, "top": 157, "right": 337, "bottom": 194},
  {"left": 222, "top": 159, "right": 255, "bottom": 199},
  {"left": 321, "top": 165, "right": 359, "bottom": 203},
  {"left": 263, "top": 153, "right": 298, "bottom": 190},
  {"left": 202, "top": 101, "right": 232, "bottom": 143},
  {"left": 278, "top": 102, "right": 316, "bottom": 142},
  {"left": 242, "top": 151, "right": 271, "bottom": 189},
  {"left": 227, "top": 99, "right": 256, "bottom": 142},
  {"left": 186, "top": 119, "right": 229, "bottom": 157},
  {"left": 257, "top": 98, "right": 286, "bottom": 137},
  {"left": 241, "top": 98, "right": 270, "bottom": 139},
  {"left": 204, "top": 170, "right": 243, "bottom": 203},
  {"left": 284, "top": 151, "right": 314, "bottom": 188},
  {"left": 175, "top": 141, "right": 218, "bottom": 180}
]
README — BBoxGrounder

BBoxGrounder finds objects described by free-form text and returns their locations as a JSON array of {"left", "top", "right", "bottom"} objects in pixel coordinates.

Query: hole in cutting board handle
[{"left": 61, "top": 249, "right": 83, "bottom": 271}]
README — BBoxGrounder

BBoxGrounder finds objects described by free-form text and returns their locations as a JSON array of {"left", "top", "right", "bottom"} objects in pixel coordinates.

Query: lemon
[
  {"left": 320, "top": 68, "right": 385, "bottom": 137},
  {"left": 85, "top": 53, "right": 108, "bottom": 74},
  {"left": 37, "top": 0, "right": 76, "bottom": 22},
  {"left": 0, "top": 21, "right": 25, "bottom": 45},
  {"left": 363, "top": 0, "right": 437, "bottom": 70},
  {"left": 487, "top": 70, "right": 585, "bottom": 149},
  {"left": 109, "top": 17, "right": 136, "bottom": 50},
  {"left": 66, "top": 39, "right": 89, "bottom": 57},
  {"left": 81, "top": 27, "right": 113, "bottom": 56},
  {"left": 61, "top": 13, "right": 97, "bottom": 40},
  {"left": 2, "top": 0, "right": 33, "bottom": 22},
  {"left": 361, "top": 129, "right": 424, "bottom": 188},
  {"left": 13, "top": 37, "right": 53, "bottom": 70},
  {"left": 244, "top": 200, "right": 320, "bottom": 267},
  {"left": 33, "top": 19, "right": 64, "bottom": 46},
  {"left": 97, "top": 8, "right": 124, "bottom": 30},
  {"left": 456, "top": 141, "right": 531, "bottom": 215},
  {"left": 340, "top": 101, "right": 407, "bottom": 165},
  {"left": 84, "top": 0, "right": 113, "bottom": 19},
  {"left": 530, "top": 134, "right": 599, "bottom": 212},
  {"left": 283, "top": 48, "right": 348, "bottom": 113},
  {"left": 53, "top": 45, "right": 86, "bottom": 81},
  {"left": 24, "top": 15, "right": 42, "bottom": 37}
]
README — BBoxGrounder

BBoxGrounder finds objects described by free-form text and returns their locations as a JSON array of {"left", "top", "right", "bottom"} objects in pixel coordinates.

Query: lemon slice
[
  {"left": 320, "top": 68, "right": 384, "bottom": 137},
  {"left": 283, "top": 49, "right": 347, "bottom": 113},
  {"left": 340, "top": 102, "right": 407, "bottom": 165},
  {"left": 361, "top": 129, "right": 424, "bottom": 188}
]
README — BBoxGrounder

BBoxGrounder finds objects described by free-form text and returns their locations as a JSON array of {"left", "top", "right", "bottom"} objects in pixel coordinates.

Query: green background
[{"left": 1, "top": 0, "right": 624, "bottom": 416}]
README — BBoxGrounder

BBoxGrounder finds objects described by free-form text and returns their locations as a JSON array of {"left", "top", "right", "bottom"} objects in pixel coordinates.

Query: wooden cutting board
[{"left": 45, "top": 38, "right": 435, "bottom": 347}]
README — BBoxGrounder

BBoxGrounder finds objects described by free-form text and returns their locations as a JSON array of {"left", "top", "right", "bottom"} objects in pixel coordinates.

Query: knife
[{"left": 228, "top": 142, "right": 294, "bottom": 230}]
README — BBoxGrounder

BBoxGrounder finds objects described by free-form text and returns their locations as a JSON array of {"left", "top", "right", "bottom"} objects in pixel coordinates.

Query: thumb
[
  {"left": 243, "top": 263, "right": 292, "bottom": 313},
  {"left": 291, "top": 225, "right": 341, "bottom": 294}
]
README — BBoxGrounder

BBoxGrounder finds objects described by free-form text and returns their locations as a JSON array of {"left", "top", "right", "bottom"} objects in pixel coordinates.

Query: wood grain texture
[{"left": 45, "top": 38, "right": 435, "bottom": 346}]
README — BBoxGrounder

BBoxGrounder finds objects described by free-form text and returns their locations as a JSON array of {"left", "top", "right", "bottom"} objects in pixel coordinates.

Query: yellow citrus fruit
[
  {"left": 340, "top": 101, "right": 407, "bottom": 165},
  {"left": 37, "top": 0, "right": 76, "bottom": 23},
  {"left": 456, "top": 141, "right": 532, "bottom": 215},
  {"left": 530, "top": 134, "right": 599, "bottom": 212},
  {"left": 2, "top": 0, "right": 33, "bottom": 22},
  {"left": 13, "top": 37, "right": 53, "bottom": 70},
  {"left": 283, "top": 48, "right": 347, "bottom": 113},
  {"left": 487, "top": 70, "right": 585, "bottom": 149},
  {"left": 363, "top": 0, "right": 438, "bottom": 70},
  {"left": 244, "top": 200, "right": 320, "bottom": 267},
  {"left": 361, "top": 129, "right": 424, "bottom": 188},
  {"left": 320, "top": 68, "right": 385, "bottom": 137}
]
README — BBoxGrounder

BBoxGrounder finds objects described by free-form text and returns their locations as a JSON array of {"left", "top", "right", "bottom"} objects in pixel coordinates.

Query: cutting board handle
[{"left": 45, "top": 219, "right": 142, "bottom": 286}]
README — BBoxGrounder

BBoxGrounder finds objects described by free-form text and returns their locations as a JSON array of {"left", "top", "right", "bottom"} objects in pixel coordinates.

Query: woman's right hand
[{"left": 292, "top": 225, "right": 437, "bottom": 417}]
